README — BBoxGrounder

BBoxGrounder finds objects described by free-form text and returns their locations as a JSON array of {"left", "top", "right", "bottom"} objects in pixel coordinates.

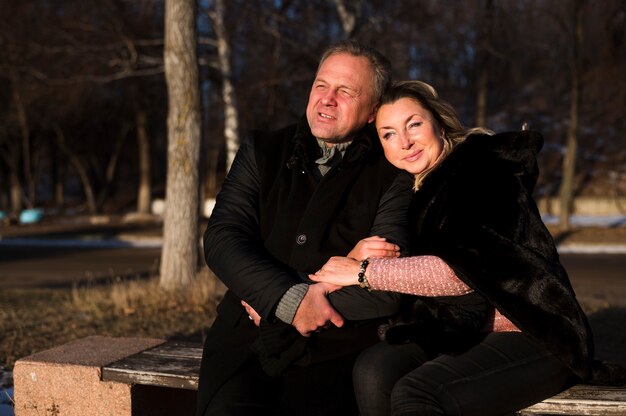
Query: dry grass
[{"left": 0, "top": 267, "right": 226, "bottom": 374}]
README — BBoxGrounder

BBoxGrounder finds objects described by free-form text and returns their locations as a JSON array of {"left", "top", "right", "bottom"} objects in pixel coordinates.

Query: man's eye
[{"left": 340, "top": 89, "right": 352, "bottom": 97}]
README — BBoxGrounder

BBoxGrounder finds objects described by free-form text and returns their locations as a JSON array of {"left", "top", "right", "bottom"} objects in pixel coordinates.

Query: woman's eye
[
  {"left": 382, "top": 132, "right": 394, "bottom": 140},
  {"left": 409, "top": 121, "right": 423, "bottom": 129}
]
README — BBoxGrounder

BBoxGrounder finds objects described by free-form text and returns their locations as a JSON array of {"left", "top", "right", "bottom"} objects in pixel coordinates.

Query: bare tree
[
  {"left": 558, "top": 0, "right": 586, "bottom": 230},
  {"left": 132, "top": 86, "right": 152, "bottom": 215},
  {"left": 8, "top": 69, "right": 34, "bottom": 209},
  {"left": 332, "top": 0, "right": 361, "bottom": 38},
  {"left": 0, "top": 142, "right": 22, "bottom": 218},
  {"left": 0, "top": 0, "right": 624, "bottom": 222},
  {"left": 53, "top": 126, "right": 98, "bottom": 215},
  {"left": 160, "top": 0, "right": 201, "bottom": 289},
  {"left": 475, "top": 0, "right": 494, "bottom": 127},
  {"left": 208, "top": 0, "right": 240, "bottom": 172}
]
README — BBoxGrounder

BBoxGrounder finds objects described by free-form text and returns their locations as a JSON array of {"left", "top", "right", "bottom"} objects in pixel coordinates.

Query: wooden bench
[
  {"left": 100, "top": 340, "right": 201, "bottom": 416},
  {"left": 518, "top": 385, "right": 626, "bottom": 415},
  {"left": 102, "top": 340, "right": 626, "bottom": 416},
  {"left": 102, "top": 340, "right": 201, "bottom": 390},
  {"left": 13, "top": 336, "right": 626, "bottom": 415}
]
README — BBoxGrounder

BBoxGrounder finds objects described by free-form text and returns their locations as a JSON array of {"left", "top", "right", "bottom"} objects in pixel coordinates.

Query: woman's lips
[{"left": 404, "top": 149, "right": 423, "bottom": 162}]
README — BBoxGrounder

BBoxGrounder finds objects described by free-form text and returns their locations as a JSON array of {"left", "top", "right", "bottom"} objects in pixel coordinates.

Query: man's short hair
[{"left": 318, "top": 40, "right": 392, "bottom": 104}]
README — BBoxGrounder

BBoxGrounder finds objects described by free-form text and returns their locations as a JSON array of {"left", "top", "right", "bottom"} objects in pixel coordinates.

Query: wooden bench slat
[
  {"left": 551, "top": 385, "right": 626, "bottom": 401},
  {"left": 141, "top": 341, "right": 203, "bottom": 360},
  {"left": 518, "top": 385, "right": 626, "bottom": 415},
  {"left": 102, "top": 342, "right": 202, "bottom": 390},
  {"left": 100, "top": 341, "right": 626, "bottom": 415}
]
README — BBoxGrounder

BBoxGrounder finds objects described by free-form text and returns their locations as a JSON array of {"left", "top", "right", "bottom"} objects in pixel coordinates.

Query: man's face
[{"left": 306, "top": 53, "right": 377, "bottom": 144}]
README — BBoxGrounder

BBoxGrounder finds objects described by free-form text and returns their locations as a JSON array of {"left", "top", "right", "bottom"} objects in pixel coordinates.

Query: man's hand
[
  {"left": 291, "top": 282, "right": 344, "bottom": 337},
  {"left": 241, "top": 300, "right": 261, "bottom": 327}
]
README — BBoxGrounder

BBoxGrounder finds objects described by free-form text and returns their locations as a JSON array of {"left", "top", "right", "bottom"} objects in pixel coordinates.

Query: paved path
[
  {"left": 1, "top": 242, "right": 625, "bottom": 306},
  {"left": 0, "top": 217, "right": 164, "bottom": 288},
  {"left": 560, "top": 253, "right": 626, "bottom": 308},
  {"left": 0, "top": 244, "right": 161, "bottom": 288}
]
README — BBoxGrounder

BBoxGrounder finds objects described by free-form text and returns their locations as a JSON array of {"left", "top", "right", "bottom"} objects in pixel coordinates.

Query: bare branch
[{"left": 26, "top": 65, "right": 164, "bottom": 85}]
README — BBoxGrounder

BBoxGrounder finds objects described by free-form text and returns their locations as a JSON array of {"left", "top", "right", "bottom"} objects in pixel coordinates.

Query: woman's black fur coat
[{"left": 398, "top": 130, "right": 623, "bottom": 383}]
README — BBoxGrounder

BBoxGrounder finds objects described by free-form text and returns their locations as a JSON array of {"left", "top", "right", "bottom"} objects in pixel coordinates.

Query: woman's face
[{"left": 376, "top": 97, "right": 445, "bottom": 175}]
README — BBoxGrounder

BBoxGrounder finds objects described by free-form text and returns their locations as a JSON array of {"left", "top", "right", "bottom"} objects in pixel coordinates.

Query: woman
[{"left": 311, "top": 81, "right": 622, "bottom": 415}]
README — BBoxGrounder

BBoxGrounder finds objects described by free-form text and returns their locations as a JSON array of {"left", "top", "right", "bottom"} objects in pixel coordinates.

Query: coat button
[{"left": 296, "top": 234, "right": 307, "bottom": 245}]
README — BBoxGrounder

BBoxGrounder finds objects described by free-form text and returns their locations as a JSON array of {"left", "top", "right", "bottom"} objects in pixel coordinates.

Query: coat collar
[
  {"left": 424, "top": 131, "right": 544, "bottom": 194},
  {"left": 290, "top": 115, "right": 381, "bottom": 170}
]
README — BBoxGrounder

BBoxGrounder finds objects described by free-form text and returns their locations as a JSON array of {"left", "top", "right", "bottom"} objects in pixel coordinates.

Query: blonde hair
[{"left": 378, "top": 81, "right": 493, "bottom": 190}]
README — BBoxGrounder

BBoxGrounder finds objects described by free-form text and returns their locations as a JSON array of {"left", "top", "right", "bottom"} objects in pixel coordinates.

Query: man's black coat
[{"left": 197, "top": 116, "right": 412, "bottom": 415}]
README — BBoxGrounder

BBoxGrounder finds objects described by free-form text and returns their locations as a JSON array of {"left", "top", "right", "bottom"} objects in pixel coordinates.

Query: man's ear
[{"left": 366, "top": 104, "right": 378, "bottom": 124}]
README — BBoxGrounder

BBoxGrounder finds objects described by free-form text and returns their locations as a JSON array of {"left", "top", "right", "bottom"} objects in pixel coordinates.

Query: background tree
[
  {"left": 160, "top": 0, "right": 202, "bottom": 289},
  {"left": 206, "top": 0, "right": 240, "bottom": 172},
  {"left": 332, "top": 0, "right": 361, "bottom": 38},
  {"left": 558, "top": 0, "right": 587, "bottom": 230},
  {"left": 474, "top": 0, "right": 494, "bottom": 128},
  {"left": 132, "top": 85, "right": 153, "bottom": 216},
  {"left": 0, "top": 0, "right": 165, "bottom": 217}
]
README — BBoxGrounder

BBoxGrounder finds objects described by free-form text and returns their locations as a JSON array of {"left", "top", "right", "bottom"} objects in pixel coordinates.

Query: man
[{"left": 197, "top": 40, "right": 412, "bottom": 416}]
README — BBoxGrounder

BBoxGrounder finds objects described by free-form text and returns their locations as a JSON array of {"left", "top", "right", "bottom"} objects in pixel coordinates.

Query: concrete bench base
[{"left": 12, "top": 336, "right": 198, "bottom": 416}]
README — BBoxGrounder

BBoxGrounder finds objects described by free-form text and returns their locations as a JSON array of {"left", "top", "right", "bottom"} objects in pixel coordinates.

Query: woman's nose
[{"left": 400, "top": 134, "right": 413, "bottom": 149}]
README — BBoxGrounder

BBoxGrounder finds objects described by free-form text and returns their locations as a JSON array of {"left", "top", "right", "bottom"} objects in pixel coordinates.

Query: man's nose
[{"left": 321, "top": 89, "right": 337, "bottom": 105}]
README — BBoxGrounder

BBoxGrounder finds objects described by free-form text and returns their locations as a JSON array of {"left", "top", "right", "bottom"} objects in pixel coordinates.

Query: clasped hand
[
  {"left": 241, "top": 282, "right": 343, "bottom": 336},
  {"left": 241, "top": 236, "right": 399, "bottom": 336},
  {"left": 310, "top": 236, "right": 399, "bottom": 286}
]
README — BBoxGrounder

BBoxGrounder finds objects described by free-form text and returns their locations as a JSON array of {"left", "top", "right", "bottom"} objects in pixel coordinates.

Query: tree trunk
[
  {"left": 97, "top": 129, "right": 127, "bottom": 211},
  {"left": 136, "top": 104, "right": 152, "bottom": 215},
  {"left": 54, "top": 126, "right": 98, "bottom": 215},
  {"left": 1, "top": 146, "right": 23, "bottom": 218},
  {"left": 9, "top": 170, "right": 21, "bottom": 219},
  {"left": 265, "top": 6, "right": 283, "bottom": 124},
  {"left": 212, "top": 0, "right": 240, "bottom": 173},
  {"left": 558, "top": 0, "right": 586, "bottom": 231},
  {"left": 160, "top": 0, "right": 201, "bottom": 290},
  {"left": 475, "top": 0, "right": 494, "bottom": 128},
  {"left": 332, "top": 0, "right": 360, "bottom": 38},
  {"left": 52, "top": 145, "right": 65, "bottom": 212},
  {"left": 205, "top": 146, "right": 219, "bottom": 198},
  {"left": 9, "top": 69, "right": 33, "bottom": 209}
]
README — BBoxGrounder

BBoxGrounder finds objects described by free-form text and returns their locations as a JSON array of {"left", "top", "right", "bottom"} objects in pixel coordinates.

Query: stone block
[{"left": 13, "top": 336, "right": 165, "bottom": 416}]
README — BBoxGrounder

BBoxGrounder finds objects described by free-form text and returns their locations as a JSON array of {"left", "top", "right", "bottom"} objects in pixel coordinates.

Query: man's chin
[
  {"left": 319, "top": 137, "right": 347, "bottom": 144},
  {"left": 311, "top": 130, "right": 352, "bottom": 144}
]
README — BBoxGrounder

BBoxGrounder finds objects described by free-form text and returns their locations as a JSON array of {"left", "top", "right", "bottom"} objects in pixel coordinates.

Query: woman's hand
[
  {"left": 347, "top": 236, "right": 399, "bottom": 260},
  {"left": 241, "top": 300, "right": 261, "bottom": 327},
  {"left": 309, "top": 256, "right": 362, "bottom": 287}
]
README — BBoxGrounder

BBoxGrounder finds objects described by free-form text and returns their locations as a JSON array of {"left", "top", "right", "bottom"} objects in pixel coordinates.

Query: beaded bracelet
[{"left": 357, "top": 259, "right": 371, "bottom": 290}]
